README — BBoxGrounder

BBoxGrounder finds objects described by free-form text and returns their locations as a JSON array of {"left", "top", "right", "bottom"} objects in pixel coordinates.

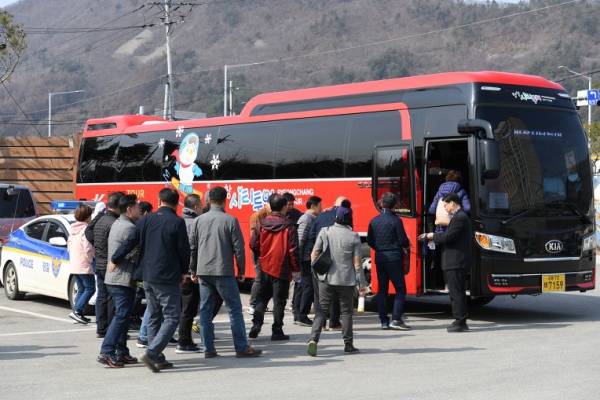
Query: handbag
[
  {"left": 311, "top": 228, "right": 332, "bottom": 275},
  {"left": 434, "top": 199, "right": 450, "bottom": 226}
]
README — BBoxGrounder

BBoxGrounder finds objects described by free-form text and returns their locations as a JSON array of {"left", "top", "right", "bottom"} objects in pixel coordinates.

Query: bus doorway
[{"left": 422, "top": 138, "right": 471, "bottom": 294}]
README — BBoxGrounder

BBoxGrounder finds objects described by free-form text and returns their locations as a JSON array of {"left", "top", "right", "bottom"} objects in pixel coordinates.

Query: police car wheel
[{"left": 4, "top": 262, "right": 25, "bottom": 300}]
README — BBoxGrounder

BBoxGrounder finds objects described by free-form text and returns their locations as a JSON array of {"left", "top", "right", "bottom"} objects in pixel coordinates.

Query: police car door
[
  {"left": 17, "top": 219, "right": 50, "bottom": 290},
  {"left": 36, "top": 220, "right": 70, "bottom": 298}
]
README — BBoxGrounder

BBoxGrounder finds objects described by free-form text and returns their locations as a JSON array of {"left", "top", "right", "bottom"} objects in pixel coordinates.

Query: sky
[{"left": 0, "top": 0, "right": 524, "bottom": 8}]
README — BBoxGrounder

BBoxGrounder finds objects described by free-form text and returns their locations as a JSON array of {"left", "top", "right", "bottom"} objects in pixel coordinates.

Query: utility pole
[
  {"left": 163, "top": 0, "right": 174, "bottom": 120},
  {"left": 147, "top": 1, "right": 190, "bottom": 120}
]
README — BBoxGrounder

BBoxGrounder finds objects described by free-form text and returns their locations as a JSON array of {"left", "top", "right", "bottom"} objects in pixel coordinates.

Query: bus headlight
[
  {"left": 582, "top": 234, "right": 596, "bottom": 252},
  {"left": 475, "top": 232, "right": 516, "bottom": 254}
]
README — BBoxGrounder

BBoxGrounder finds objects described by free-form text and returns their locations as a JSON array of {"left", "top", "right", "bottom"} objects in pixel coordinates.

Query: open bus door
[{"left": 372, "top": 143, "right": 420, "bottom": 297}]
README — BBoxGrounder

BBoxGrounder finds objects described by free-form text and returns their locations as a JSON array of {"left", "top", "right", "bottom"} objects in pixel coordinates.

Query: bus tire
[
  {"left": 4, "top": 262, "right": 25, "bottom": 300},
  {"left": 467, "top": 295, "right": 495, "bottom": 307}
]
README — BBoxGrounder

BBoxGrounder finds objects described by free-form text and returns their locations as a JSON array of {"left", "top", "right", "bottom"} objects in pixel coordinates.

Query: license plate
[{"left": 542, "top": 274, "right": 565, "bottom": 292}]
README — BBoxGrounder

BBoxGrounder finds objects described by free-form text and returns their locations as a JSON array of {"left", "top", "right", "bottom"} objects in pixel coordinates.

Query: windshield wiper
[
  {"left": 501, "top": 206, "right": 545, "bottom": 226},
  {"left": 557, "top": 201, "right": 593, "bottom": 224}
]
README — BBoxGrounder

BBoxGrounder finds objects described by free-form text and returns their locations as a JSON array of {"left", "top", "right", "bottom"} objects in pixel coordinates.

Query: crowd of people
[{"left": 66, "top": 175, "right": 471, "bottom": 371}]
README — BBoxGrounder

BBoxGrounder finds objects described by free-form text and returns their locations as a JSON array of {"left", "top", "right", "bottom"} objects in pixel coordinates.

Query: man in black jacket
[
  {"left": 110, "top": 188, "right": 190, "bottom": 372},
  {"left": 367, "top": 192, "right": 410, "bottom": 331},
  {"left": 86, "top": 192, "right": 124, "bottom": 337},
  {"left": 419, "top": 193, "right": 472, "bottom": 332}
]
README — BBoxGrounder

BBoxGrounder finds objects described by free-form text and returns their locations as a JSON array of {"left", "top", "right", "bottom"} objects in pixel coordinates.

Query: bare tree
[{"left": 0, "top": 9, "right": 26, "bottom": 85}]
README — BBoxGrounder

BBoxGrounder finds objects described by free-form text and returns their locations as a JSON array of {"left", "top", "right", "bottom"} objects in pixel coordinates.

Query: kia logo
[{"left": 545, "top": 240, "right": 563, "bottom": 253}]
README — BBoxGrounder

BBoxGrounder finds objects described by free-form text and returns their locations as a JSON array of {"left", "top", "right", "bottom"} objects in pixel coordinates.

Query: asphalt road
[{"left": 1, "top": 279, "right": 599, "bottom": 400}]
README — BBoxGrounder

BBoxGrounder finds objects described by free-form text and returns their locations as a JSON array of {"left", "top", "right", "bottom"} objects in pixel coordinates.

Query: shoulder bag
[{"left": 311, "top": 227, "right": 332, "bottom": 275}]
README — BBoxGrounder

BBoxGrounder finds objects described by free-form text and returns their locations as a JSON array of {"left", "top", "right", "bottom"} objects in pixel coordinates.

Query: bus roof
[{"left": 82, "top": 71, "right": 566, "bottom": 137}]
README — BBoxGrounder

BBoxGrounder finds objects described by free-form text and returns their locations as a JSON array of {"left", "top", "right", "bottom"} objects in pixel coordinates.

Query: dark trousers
[
  {"left": 376, "top": 260, "right": 407, "bottom": 323},
  {"left": 252, "top": 273, "right": 290, "bottom": 334},
  {"left": 310, "top": 283, "right": 354, "bottom": 344},
  {"left": 178, "top": 277, "right": 200, "bottom": 345},
  {"left": 95, "top": 271, "right": 114, "bottom": 335},
  {"left": 293, "top": 261, "right": 314, "bottom": 320},
  {"left": 249, "top": 254, "right": 261, "bottom": 307},
  {"left": 131, "top": 286, "right": 145, "bottom": 321},
  {"left": 312, "top": 273, "right": 341, "bottom": 328},
  {"left": 444, "top": 268, "right": 468, "bottom": 326}
]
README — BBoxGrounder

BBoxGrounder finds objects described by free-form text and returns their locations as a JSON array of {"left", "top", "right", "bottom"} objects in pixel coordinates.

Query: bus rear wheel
[{"left": 467, "top": 295, "right": 495, "bottom": 307}]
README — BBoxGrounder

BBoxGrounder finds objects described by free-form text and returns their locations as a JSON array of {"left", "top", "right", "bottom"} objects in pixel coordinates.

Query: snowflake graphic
[
  {"left": 210, "top": 153, "right": 221, "bottom": 170},
  {"left": 205, "top": 134, "right": 212, "bottom": 144},
  {"left": 206, "top": 183, "right": 211, "bottom": 190},
  {"left": 158, "top": 138, "right": 165, "bottom": 148},
  {"left": 176, "top": 126, "right": 184, "bottom": 138}
]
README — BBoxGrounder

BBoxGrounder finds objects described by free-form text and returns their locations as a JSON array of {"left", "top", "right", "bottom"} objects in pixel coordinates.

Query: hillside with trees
[{"left": 0, "top": 0, "right": 599, "bottom": 137}]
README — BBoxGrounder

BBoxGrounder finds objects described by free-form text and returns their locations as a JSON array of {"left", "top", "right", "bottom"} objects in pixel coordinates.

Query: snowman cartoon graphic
[{"left": 171, "top": 132, "right": 203, "bottom": 194}]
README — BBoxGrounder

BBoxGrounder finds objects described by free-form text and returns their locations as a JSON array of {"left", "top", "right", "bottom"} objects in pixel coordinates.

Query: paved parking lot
[{"left": 1, "top": 281, "right": 600, "bottom": 399}]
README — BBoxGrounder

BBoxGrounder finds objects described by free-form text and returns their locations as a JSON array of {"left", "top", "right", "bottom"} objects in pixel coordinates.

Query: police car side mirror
[{"left": 49, "top": 237, "right": 67, "bottom": 247}]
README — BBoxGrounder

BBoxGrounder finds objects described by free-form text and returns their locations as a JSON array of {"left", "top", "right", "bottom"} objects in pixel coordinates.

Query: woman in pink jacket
[{"left": 67, "top": 204, "right": 96, "bottom": 324}]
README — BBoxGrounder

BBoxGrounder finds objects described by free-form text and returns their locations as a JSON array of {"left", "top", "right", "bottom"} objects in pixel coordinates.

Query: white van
[{"left": 0, "top": 184, "right": 39, "bottom": 244}]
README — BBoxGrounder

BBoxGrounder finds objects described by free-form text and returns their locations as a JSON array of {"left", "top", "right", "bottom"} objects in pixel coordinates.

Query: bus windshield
[{"left": 476, "top": 106, "right": 592, "bottom": 217}]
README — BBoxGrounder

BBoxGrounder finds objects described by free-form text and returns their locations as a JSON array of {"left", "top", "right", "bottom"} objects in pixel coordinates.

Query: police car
[{"left": 0, "top": 212, "right": 89, "bottom": 312}]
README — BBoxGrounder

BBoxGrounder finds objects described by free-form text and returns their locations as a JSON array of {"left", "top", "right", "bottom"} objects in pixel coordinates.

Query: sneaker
[
  {"left": 116, "top": 354, "right": 138, "bottom": 364},
  {"left": 271, "top": 333, "right": 290, "bottom": 341},
  {"left": 204, "top": 351, "right": 218, "bottom": 359},
  {"left": 381, "top": 322, "right": 389, "bottom": 330},
  {"left": 69, "top": 312, "right": 88, "bottom": 324},
  {"left": 246, "top": 306, "right": 255, "bottom": 315},
  {"left": 248, "top": 326, "right": 260, "bottom": 339},
  {"left": 343, "top": 344, "right": 360, "bottom": 355},
  {"left": 140, "top": 353, "right": 159, "bottom": 373},
  {"left": 97, "top": 354, "right": 125, "bottom": 368},
  {"left": 80, "top": 314, "right": 91, "bottom": 323},
  {"left": 167, "top": 337, "right": 178, "bottom": 346},
  {"left": 96, "top": 333, "right": 106, "bottom": 338},
  {"left": 192, "top": 323, "right": 200, "bottom": 334},
  {"left": 307, "top": 339, "right": 318, "bottom": 357},
  {"left": 236, "top": 346, "right": 262, "bottom": 358},
  {"left": 175, "top": 343, "right": 202, "bottom": 354},
  {"left": 136, "top": 338, "right": 148, "bottom": 348},
  {"left": 297, "top": 317, "right": 313, "bottom": 327},
  {"left": 155, "top": 360, "right": 174, "bottom": 371},
  {"left": 447, "top": 324, "right": 469, "bottom": 333},
  {"left": 389, "top": 320, "right": 411, "bottom": 331}
]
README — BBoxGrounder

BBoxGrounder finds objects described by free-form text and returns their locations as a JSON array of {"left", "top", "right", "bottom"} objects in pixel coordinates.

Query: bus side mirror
[
  {"left": 480, "top": 139, "right": 500, "bottom": 179},
  {"left": 457, "top": 118, "right": 494, "bottom": 139}
]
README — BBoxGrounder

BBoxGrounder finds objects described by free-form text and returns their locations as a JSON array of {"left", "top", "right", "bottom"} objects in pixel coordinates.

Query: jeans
[
  {"left": 144, "top": 281, "right": 181, "bottom": 363},
  {"left": 293, "top": 261, "right": 314, "bottom": 320},
  {"left": 252, "top": 273, "right": 290, "bottom": 335},
  {"left": 376, "top": 260, "right": 407, "bottom": 323},
  {"left": 139, "top": 307, "right": 149, "bottom": 341},
  {"left": 178, "top": 277, "right": 200, "bottom": 346},
  {"left": 445, "top": 268, "right": 468, "bottom": 326},
  {"left": 95, "top": 271, "right": 114, "bottom": 335},
  {"left": 73, "top": 274, "right": 96, "bottom": 314},
  {"left": 310, "top": 283, "right": 354, "bottom": 344},
  {"left": 101, "top": 285, "right": 135, "bottom": 356},
  {"left": 199, "top": 275, "right": 248, "bottom": 355}
]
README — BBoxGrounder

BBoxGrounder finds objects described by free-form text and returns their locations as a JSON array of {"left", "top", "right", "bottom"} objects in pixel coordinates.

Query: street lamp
[
  {"left": 48, "top": 90, "right": 84, "bottom": 137},
  {"left": 558, "top": 66, "right": 592, "bottom": 126},
  {"left": 224, "top": 62, "right": 265, "bottom": 116}
]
